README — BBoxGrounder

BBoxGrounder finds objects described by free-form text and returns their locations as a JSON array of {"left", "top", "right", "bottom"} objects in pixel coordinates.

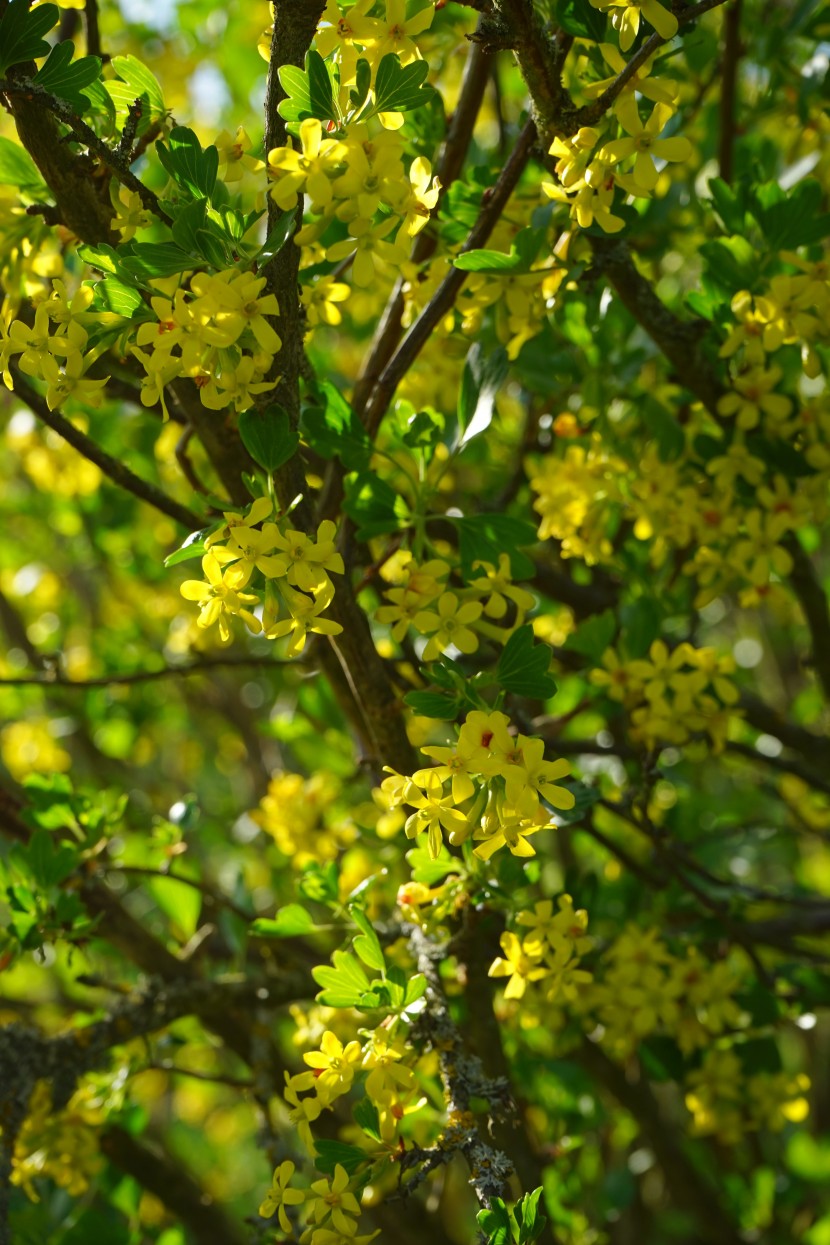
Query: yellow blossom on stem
[
  {"left": 413, "top": 591, "right": 482, "bottom": 661},
  {"left": 601, "top": 98, "right": 692, "bottom": 193},
  {"left": 259, "top": 1159, "right": 306, "bottom": 1230},
  {"left": 589, "top": 0, "right": 678, "bottom": 51},
  {"left": 488, "top": 931, "right": 548, "bottom": 999},
  {"left": 307, "top": 1165, "right": 362, "bottom": 1237}
]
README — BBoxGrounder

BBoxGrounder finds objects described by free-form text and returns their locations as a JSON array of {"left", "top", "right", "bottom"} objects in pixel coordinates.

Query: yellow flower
[
  {"left": 268, "top": 118, "right": 345, "bottom": 212},
  {"left": 601, "top": 98, "right": 692, "bottom": 193},
  {"left": 413, "top": 590, "right": 482, "bottom": 661},
  {"left": 473, "top": 793, "right": 550, "bottom": 860},
  {"left": 303, "top": 1031, "right": 363, "bottom": 1100},
  {"left": 180, "top": 551, "right": 262, "bottom": 643},
  {"left": 488, "top": 931, "right": 548, "bottom": 1000},
  {"left": 717, "top": 365, "right": 792, "bottom": 430},
  {"left": 360, "top": 0, "right": 434, "bottom": 67},
  {"left": 214, "top": 126, "right": 264, "bottom": 181},
  {"left": 37, "top": 351, "right": 109, "bottom": 411},
  {"left": 307, "top": 1165, "right": 361, "bottom": 1237},
  {"left": 503, "top": 736, "right": 575, "bottom": 811},
  {"left": 259, "top": 1159, "right": 305, "bottom": 1230},
  {"left": 271, "top": 519, "right": 345, "bottom": 593},
  {"left": 301, "top": 276, "right": 351, "bottom": 328},
  {"left": 263, "top": 579, "right": 343, "bottom": 655},
  {"left": 589, "top": 0, "right": 678, "bottom": 51},
  {"left": 401, "top": 768, "right": 468, "bottom": 859}
]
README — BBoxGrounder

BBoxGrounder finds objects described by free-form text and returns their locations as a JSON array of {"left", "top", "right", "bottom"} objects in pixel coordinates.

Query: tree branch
[
  {"left": 9, "top": 364, "right": 203, "bottom": 530},
  {"left": 101, "top": 1125, "right": 249, "bottom": 1245},
  {"left": 0, "top": 654, "right": 298, "bottom": 688}
]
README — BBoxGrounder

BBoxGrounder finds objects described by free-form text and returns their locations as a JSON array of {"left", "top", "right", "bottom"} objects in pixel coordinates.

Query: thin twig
[
  {"left": 0, "top": 655, "right": 299, "bottom": 688},
  {"left": 85, "top": 0, "right": 102, "bottom": 59},
  {"left": 0, "top": 79, "right": 170, "bottom": 225},
  {"left": 360, "top": 118, "right": 538, "bottom": 441},
  {"left": 9, "top": 364, "right": 203, "bottom": 530},
  {"left": 717, "top": 0, "right": 742, "bottom": 181},
  {"left": 577, "top": 0, "right": 731, "bottom": 128}
]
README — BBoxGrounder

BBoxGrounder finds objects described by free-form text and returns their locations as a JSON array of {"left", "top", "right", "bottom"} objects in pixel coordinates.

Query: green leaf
[
  {"left": 554, "top": 0, "right": 607, "bottom": 40},
  {"left": 163, "top": 528, "right": 215, "bottom": 568},
  {"left": 313, "top": 1140, "right": 369, "bottom": 1176},
  {"left": 76, "top": 242, "right": 136, "bottom": 283},
  {"left": 477, "top": 1198, "right": 513, "bottom": 1245},
  {"left": 107, "top": 53, "right": 166, "bottom": 124},
  {"left": 90, "top": 277, "right": 144, "bottom": 318},
  {"left": 620, "top": 597, "right": 661, "bottom": 659},
  {"left": 707, "top": 176, "right": 749, "bottom": 234},
  {"left": 564, "top": 609, "right": 617, "bottom": 661},
  {"left": 301, "top": 383, "right": 372, "bottom": 471},
  {"left": 120, "top": 241, "right": 196, "bottom": 278},
  {"left": 251, "top": 903, "right": 317, "bottom": 938},
  {"left": 370, "top": 52, "right": 433, "bottom": 116},
  {"left": 786, "top": 1132, "right": 830, "bottom": 1183},
  {"left": 752, "top": 177, "right": 830, "bottom": 249},
  {"left": 238, "top": 405, "right": 299, "bottom": 473},
  {"left": 457, "top": 342, "right": 508, "bottom": 444},
  {"left": 343, "top": 472, "right": 408, "bottom": 539},
  {"left": 256, "top": 207, "right": 297, "bottom": 264},
  {"left": 641, "top": 396, "right": 685, "bottom": 461},
  {"left": 639, "top": 1036, "right": 686, "bottom": 1083},
  {"left": 404, "top": 974, "right": 427, "bottom": 1007},
  {"left": 496, "top": 625, "right": 557, "bottom": 699},
  {"left": 28, "top": 829, "right": 76, "bottom": 888},
  {"left": 278, "top": 49, "right": 338, "bottom": 123},
  {"left": 33, "top": 42, "right": 102, "bottom": 112},
  {"left": 453, "top": 513, "right": 538, "bottom": 579},
  {"left": 402, "top": 409, "right": 444, "bottom": 450},
  {"left": 746, "top": 434, "right": 816, "bottom": 479},
  {"left": 403, "top": 690, "right": 462, "bottom": 719},
  {"left": 146, "top": 874, "right": 201, "bottom": 942},
  {"left": 353, "top": 1097, "right": 382, "bottom": 1142},
  {"left": 406, "top": 844, "right": 462, "bottom": 885},
  {"left": 516, "top": 1187, "right": 547, "bottom": 1244},
  {"left": 349, "top": 905, "right": 386, "bottom": 971},
  {"left": 170, "top": 197, "right": 208, "bottom": 255},
  {"left": 699, "top": 236, "right": 759, "bottom": 293},
  {"left": 454, "top": 227, "right": 546, "bottom": 275},
  {"left": 349, "top": 56, "right": 372, "bottom": 113},
  {"left": 312, "top": 949, "right": 371, "bottom": 1008},
  {"left": 156, "top": 126, "right": 218, "bottom": 200},
  {"left": 556, "top": 780, "right": 599, "bottom": 826},
  {"left": 737, "top": 1037, "right": 782, "bottom": 1075},
  {"left": 0, "top": 136, "right": 44, "bottom": 190},
  {"left": 0, "top": 0, "right": 59, "bottom": 77}
]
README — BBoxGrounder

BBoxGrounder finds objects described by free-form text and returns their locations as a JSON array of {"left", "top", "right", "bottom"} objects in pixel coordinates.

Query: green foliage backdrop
[{"left": 0, "top": 1, "right": 828, "bottom": 1243}]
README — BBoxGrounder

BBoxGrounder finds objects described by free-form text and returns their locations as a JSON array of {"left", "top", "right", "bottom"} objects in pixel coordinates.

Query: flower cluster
[
  {"left": 488, "top": 895, "right": 593, "bottom": 1001},
  {"left": 10, "top": 1081, "right": 103, "bottom": 1201},
  {"left": 259, "top": 1157, "right": 378, "bottom": 1245},
  {"left": 582, "top": 926, "right": 745, "bottom": 1057},
  {"left": 1, "top": 279, "right": 107, "bottom": 410},
  {"left": 526, "top": 439, "right": 623, "bottom": 564},
  {"left": 180, "top": 497, "right": 344, "bottom": 650},
  {"left": 380, "top": 708, "right": 575, "bottom": 861},
  {"left": 375, "top": 550, "right": 535, "bottom": 661},
  {"left": 252, "top": 770, "right": 351, "bottom": 862},
  {"left": 685, "top": 1048, "right": 810, "bottom": 1144},
  {"left": 282, "top": 1023, "right": 422, "bottom": 1156},
  {"left": 544, "top": 49, "right": 692, "bottom": 234},
  {"left": 590, "top": 640, "right": 740, "bottom": 751},
  {"left": 269, "top": 117, "right": 439, "bottom": 292},
  {"left": 131, "top": 268, "right": 281, "bottom": 417}
]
